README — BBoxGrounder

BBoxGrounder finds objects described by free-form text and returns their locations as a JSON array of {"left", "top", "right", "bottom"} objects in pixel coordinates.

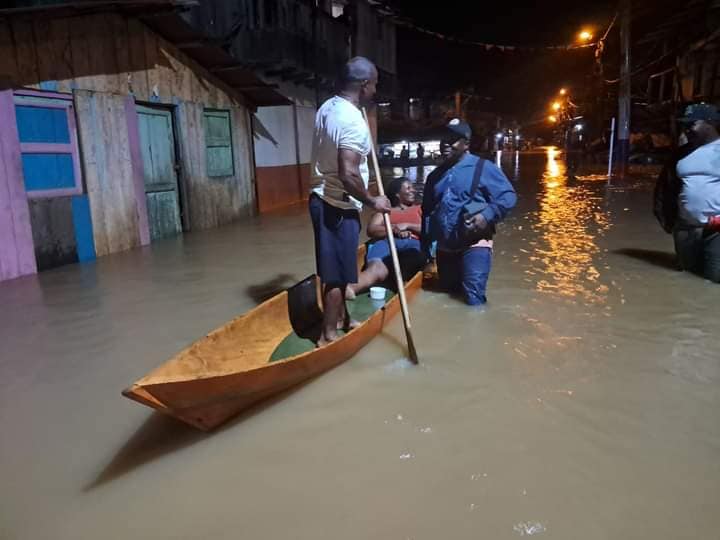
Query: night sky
[
  {"left": 383, "top": 0, "right": 620, "bottom": 118},
  {"left": 387, "top": 0, "right": 617, "bottom": 46}
]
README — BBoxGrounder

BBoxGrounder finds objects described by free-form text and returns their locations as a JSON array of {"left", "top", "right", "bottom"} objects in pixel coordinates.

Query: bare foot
[
  {"left": 338, "top": 318, "right": 361, "bottom": 332},
  {"left": 315, "top": 331, "right": 338, "bottom": 348},
  {"left": 345, "top": 286, "right": 357, "bottom": 300}
]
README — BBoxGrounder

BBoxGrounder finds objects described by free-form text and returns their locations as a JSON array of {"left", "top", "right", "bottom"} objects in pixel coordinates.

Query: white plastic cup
[{"left": 369, "top": 287, "right": 386, "bottom": 300}]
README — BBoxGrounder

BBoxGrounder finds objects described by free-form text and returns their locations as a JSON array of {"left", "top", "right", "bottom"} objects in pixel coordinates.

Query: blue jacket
[{"left": 421, "top": 153, "right": 517, "bottom": 251}]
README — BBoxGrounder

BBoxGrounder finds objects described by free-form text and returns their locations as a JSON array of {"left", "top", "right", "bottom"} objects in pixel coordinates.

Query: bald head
[
  {"left": 339, "top": 57, "right": 377, "bottom": 88},
  {"left": 338, "top": 56, "right": 378, "bottom": 105}
]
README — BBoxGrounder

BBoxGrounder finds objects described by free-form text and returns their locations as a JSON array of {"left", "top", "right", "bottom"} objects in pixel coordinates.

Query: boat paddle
[{"left": 362, "top": 108, "right": 419, "bottom": 365}]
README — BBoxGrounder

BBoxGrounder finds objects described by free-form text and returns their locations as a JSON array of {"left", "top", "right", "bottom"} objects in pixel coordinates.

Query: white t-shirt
[
  {"left": 677, "top": 138, "right": 720, "bottom": 226},
  {"left": 310, "top": 96, "right": 371, "bottom": 210}
]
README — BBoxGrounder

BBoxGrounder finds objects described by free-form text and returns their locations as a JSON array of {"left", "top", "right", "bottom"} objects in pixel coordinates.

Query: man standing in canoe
[{"left": 309, "top": 56, "right": 392, "bottom": 346}]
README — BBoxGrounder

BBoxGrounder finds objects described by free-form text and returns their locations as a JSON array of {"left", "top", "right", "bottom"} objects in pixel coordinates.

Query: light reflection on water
[
  {"left": 528, "top": 147, "right": 611, "bottom": 303},
  {"left": 2, "top": 150, "right": 720, "bottom": 540},
  {"left": 382, "top": 149, "right": 613, "bottom": 305},
  {"left": 381, "top": 165, "right": 437, "bottom": 184}
]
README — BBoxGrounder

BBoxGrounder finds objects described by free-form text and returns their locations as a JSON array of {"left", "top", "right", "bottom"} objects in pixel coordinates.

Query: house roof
[{"left": 0, "top": 0, "right": 290, "bottom": 108}]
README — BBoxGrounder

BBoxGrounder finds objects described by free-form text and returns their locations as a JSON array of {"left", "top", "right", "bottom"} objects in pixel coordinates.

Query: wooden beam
[
  {"left": 0, "top": 0, "right": 198, "bottom": 17},
  {"left": 0, "top": 90, "right": 37, "bottom": 280},
  {"left": 264, "top": 67, "right": 296, "bottom": 78},
  {"left": 240, "top": 60, "right": 276, "bottom": 70},
  {"left": 283, "top": 71, "right": 314, "bottom": 83},
  {"left": 210, "top": 65, "right": 246, "bottom": 73},
  {"left": 299, "top": 74, "right": 317, "bottom": 84},
  {"left": 234, "top": 84, "right": 279, "bottom": 91},
  {"left": 177, "top": 39, "right": 223, "bottom": 50},
  {"left": 299, "top": 77, "right": 318, "bottom": 89}
]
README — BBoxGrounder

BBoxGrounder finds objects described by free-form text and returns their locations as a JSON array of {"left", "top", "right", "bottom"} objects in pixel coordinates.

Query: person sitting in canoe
[{"left": 346, "top": 178, "right": 426, "bottom": 299}]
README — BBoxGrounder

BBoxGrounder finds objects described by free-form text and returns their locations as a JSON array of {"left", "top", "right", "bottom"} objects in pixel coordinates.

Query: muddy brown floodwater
[{"left": 1, "top": 149, "right": 718, "bottom": 540}]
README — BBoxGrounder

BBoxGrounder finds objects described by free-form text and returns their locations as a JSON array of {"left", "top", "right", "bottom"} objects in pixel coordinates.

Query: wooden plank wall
[
  {"left": 0, "top": 12, "right": 258, "bottom": 254},
  {"left": 0, "top": 13, "right": 243, "bottom": 108},
  {"left": 354, "top": 2, "right": 396, "bottom": 76},
  {"left": 28, "top": 196, "right": 78, "bottom": 271},
  {"left": 231, "top": 107, "right": 256, "bottom": 219},
  {"left": 124, "top": 95, "right": 151, "bottom": 246},
  {"left": 176, "top": 102, "right": 255, "bottom": 231},
  {"left": 0, "top": 21, "right": 19, "bottom": 88},
  {"left": 75, "top": 90, "right": 139, "bottom": 257},
  {"left": 0, "top": 90, "right": 36, "bottom": 280}
]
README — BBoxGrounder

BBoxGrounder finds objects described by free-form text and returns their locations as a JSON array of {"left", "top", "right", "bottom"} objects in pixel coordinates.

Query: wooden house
[
  {"left": 0, "top": 0, "right": 287, "bottom": 282},
  {"left": 181, "top": 0, "right": 398, "bottom": 212},
  {"left": 0, "top": 0, "right": 399, "bottom": 282},
  {"left": 641, "top": 1, "right": 720, "bottom": 117}
]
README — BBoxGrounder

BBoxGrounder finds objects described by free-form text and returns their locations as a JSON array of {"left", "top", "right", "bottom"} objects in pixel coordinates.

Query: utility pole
[{"left": 617, "top": 0, "right": 631, "bottom": 176}]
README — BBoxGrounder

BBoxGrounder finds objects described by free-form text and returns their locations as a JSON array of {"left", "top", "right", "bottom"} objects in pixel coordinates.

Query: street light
[
  {"left": 559, "top": 88, "right": 567, "bottom": 96},
  {"left": 578, "top": 30, "right": 593, "bottom": 42},
  {"left": 548, "top": 115, "right": 557, "bottom": 123},
  {"left": 552, "top": 101, "right": 561, "bottom": 111}
]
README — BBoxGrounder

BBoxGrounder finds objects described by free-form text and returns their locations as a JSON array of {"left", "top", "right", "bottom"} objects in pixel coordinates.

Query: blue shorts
[
  {"left": 437, "top": 247, "right": 492, "bottom": 305},
  {"left": 309, "top": 194, "right": 361, "bottom": 287},
  {"left": 367, "top": 237, "right": 426, "bottom": 283},
  {"left": 367, "top": 237, "right": 422, "bottom": 262}
]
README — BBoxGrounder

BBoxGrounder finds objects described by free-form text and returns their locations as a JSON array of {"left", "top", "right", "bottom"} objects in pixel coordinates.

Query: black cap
[
  {"left": 444, "top": 118, "right": 472, "bottom": 141},
  {"left": 678, "top": 103, "right": 720, "bottom": 123}
]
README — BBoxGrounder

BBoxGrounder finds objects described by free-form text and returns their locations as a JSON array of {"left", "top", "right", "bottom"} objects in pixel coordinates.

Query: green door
[{"left": 137, "top": 106, "right": 182, "bottom": 241}]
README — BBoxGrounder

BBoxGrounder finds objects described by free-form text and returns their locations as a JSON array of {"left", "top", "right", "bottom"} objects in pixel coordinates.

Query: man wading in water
[
  {"left": 421, "top": 119, "right": 517, "bottom": 305},
  {"left": 309, "top": 57, "right": 391, "bottom": 346},
  {"left": 655, "top": 103, "right": 720, "bottom": 282}
]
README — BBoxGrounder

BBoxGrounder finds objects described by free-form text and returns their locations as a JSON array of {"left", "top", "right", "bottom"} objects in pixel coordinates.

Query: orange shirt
[{"left": 389, "top": 204, "right": 422, "bottom": 239}]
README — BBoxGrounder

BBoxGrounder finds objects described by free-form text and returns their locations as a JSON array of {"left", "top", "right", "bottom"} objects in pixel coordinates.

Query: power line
[
  {"left": 369, "top": 1, "right": 618, "bottom": 53},
  {"left": 393, "top": 20, "right": 598, "bottom": 52}
]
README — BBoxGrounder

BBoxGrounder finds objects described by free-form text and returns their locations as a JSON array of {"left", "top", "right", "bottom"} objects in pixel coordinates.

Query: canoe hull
[{"left": 123, "top": 272, "right": 423, "bottom": 431}]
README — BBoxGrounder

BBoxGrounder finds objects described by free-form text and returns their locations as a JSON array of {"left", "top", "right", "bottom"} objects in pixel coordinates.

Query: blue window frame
[{"left": 14, "top": 93, "right": 82, "bottom": 198}]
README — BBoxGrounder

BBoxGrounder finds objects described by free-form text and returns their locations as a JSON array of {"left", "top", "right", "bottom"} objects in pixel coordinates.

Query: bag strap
[{"left": 470, "top": 157, "right": 490, "bottom": 201}]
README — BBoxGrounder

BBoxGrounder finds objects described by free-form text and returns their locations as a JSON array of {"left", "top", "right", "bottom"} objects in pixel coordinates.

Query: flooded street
[{"left": 1, "top": 149, "right": 719, "bottom": 540}]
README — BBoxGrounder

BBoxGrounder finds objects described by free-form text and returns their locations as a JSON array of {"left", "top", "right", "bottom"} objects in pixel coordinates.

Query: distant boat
[{"left": 122, "top": 252, "right": 423, "bottom": 431}]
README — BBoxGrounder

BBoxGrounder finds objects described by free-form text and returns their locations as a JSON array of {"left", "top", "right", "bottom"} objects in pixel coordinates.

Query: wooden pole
[
  {"left": 607, "top": 116, "right": 616, "bottom": 181},
  {"left": 362, "top": 107, "right": 419, "bottom": 364}
]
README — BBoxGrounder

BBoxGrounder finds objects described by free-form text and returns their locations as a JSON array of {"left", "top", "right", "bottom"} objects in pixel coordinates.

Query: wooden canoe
[{"left": 122, "top": 266, "right": 423, "bottom": 431}]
